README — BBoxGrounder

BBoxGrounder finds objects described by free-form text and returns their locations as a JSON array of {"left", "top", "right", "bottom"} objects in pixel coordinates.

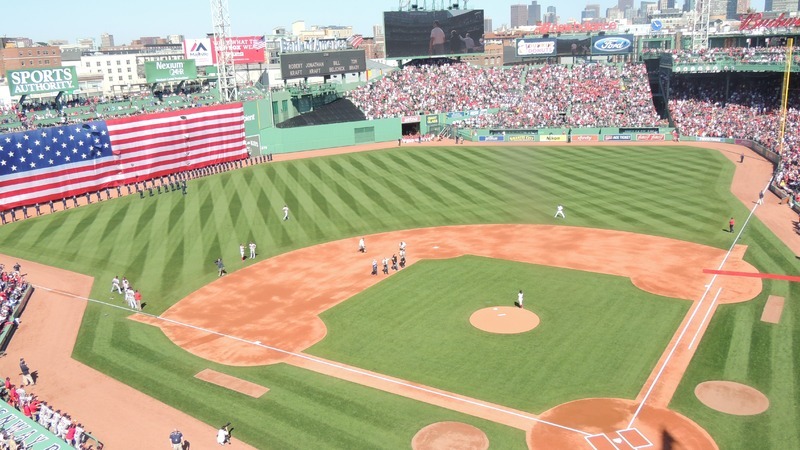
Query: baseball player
[
  {"left": 249, "top": 241, "right": 257, "bottom": 259},
  {"left": 125, "top": 288, "right": 136, "bottom": 309},
  {"left": 122, "top": 277, "right": 130, "bottom": 292},
  {"left": 358, "top": 238, "right": 366, "bottom": 253},
  {"left": 382, "top": 257, "right": 389, "bottom": 274},
  {"left": 371, "top": 259, "right": 378, "bottom": 276},
  {"left": 239, "top": 244, "right": 246, "bottom": 261},
  {"left": 110, "top": 276, "right": 122, "bottom": 294},
  {"left": 516, "top": 290, "right": 524, "bottom": 308},
  {"left": 282, "top": 204, "right": 290, "bottom": 221},
  {"left": 554, "top": 204, "right": 565, "bottom": 219}
]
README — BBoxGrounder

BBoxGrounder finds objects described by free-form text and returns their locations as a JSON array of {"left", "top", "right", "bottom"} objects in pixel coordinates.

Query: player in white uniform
[
  {"left": 110, "top": 276, "right": 122, "bottom": 294},
  {"left": 358, "top": 238, "right": 366, "bottom": 253},
  {"left": 239, "top": 244, "right": 246, "bottom": 261},
  {"left": 125, "top": 288, "right": 136, "bottom": 309},
  {"left": 554, "top": 204, "right": 565, "bottom": 218},
  {"left": 516, "top": 290, "right": 524, "bottom": 308},
  {"left": 282, "top": 205, "right": 290, "bottom": 221},
  {"left": 249, "top": 242, "right": 257, "bottom": 259}
]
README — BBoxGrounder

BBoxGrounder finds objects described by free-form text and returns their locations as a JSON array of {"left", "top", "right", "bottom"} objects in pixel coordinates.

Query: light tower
[
  {"left": 689, "top": 0, "right": 711, "bottom": 50},
  {"left": 211, "top": 0, "right": 238, "bottom": 102}
]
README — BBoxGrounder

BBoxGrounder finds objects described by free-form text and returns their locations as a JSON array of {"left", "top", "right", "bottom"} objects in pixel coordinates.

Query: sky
[{"left": 4, "top": 0, "right": 766, "bottom": 45}]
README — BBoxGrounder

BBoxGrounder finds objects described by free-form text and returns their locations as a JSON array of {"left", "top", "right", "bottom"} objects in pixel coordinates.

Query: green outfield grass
[
  {"left": 309, "top": 256, "right": 689, "bottom": 412},
  {"left": 0, "top": 144, "right": 797, "bottom": 449}
]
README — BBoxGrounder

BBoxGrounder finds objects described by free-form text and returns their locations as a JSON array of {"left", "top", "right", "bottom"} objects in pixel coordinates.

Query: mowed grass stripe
[{"left": 1, "top": 144, "right": 795, "bottom": 450}]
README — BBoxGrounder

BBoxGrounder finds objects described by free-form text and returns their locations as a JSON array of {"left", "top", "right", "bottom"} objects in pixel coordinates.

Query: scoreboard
[{"left": 280, "top": 50, "right": 366, "bottom": 79}]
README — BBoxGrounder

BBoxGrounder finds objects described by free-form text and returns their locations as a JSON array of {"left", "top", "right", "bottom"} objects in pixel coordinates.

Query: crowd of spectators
[
  {"left": 348, "top": 61, "right": 665, "bottom": 129},
  {"left": 668, "top": 76, "right": 800, "bottom": 187},
  {"left": 644, "top": 46, "right": 800, "bottom": 65},
  {"left": 0, "top": 83, "right": 220, "bottom": 133},
  {"left": 0, "top": 264, "right": 27, "bottom": 329}
]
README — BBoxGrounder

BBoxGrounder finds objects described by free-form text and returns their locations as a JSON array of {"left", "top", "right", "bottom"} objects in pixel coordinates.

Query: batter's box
[
  {"left": 585, "top": 433, "right": 626, "bottom": 450},
  {"left": 616, "top": 428, "right": 653, "bottom": 449}
]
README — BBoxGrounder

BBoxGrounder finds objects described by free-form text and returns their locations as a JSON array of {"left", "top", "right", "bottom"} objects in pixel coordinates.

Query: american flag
[
  {"left": 0, "top": 103, "right": 246, "bottom": 210},
  {"left": 252, "top": 36, "right": 267, "bottom": 50},
  {"left": 347, "top": 34, "right": 364, "bottom": 49}
]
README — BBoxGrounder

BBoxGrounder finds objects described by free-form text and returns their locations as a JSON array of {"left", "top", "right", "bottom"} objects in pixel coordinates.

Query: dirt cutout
[
  {"left": 412, "top": 422, "right": 489, "bottom": 450},
  {"left": 695, "top": 381, "right": 769, "bottom": 416},
  {"left": 195, "top": 369, "right": 269, "bottom": 398},
  {"left": 527, "top": 398, "right": 718, "bottom": 450},
  {"left": 470, "top": 307, "right": 540, "bottom": 334},
  {"left": 761, "top": 295, "right": 785, "bottom": 324}
]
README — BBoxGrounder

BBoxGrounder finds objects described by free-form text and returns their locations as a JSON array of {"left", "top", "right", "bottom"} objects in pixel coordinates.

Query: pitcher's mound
[
  {"left": 412, "top": 422, "right": 489, "bottom": 450},
  {"left": 695, "top": 381, "right": 769, "bottom": 415},
  {"left": 470, "top": 307, "right": 540, "bottom": 334}
]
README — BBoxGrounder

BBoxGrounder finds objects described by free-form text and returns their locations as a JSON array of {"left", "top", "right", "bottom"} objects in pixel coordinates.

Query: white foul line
[
  {"left": 627, "top": 178, "right": 770, "bottom": 428},
  {"left": 687, "top": 287, "right": 723, "bottom": 350},
  {"left": 33, "top": 284, "right": 591, "bottom": 437}
]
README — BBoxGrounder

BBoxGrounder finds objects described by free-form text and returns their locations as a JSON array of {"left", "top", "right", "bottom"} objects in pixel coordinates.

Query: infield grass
[
  {"left": 309, "top": 256, "right": 689, "bottom": 412},
  {"left": 1, "top": 144, "right": 797, "bottom": 449}
]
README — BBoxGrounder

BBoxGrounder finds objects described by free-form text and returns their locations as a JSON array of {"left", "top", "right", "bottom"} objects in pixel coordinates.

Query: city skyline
[{"left": 3, "top": 0, "right": 770, "bottom": 46}]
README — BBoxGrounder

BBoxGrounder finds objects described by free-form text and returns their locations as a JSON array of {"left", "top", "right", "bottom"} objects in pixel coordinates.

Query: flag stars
[
  {"left": 55, "top": 151, "right": 61, "bottom": 157},
  {"left": 7, "top": 152, "right": 13, "bottom": 158},
  {"left": 101, "top": 130, "right": 107, "bottom": 136},
  {"left": 0, "top": 160, "right": 5, "bottom": 166},
  {"left": 29, "top": 162, "right": 35, "bottom": 168},
  {"left": 10, "top": 165, "right": 16, "bottom": 171},
  {"left": 38, "top": 154, "right": 44, "bottom": 160},
  {"left": 64, "top": 157, "right": 70, "bottom": 162},
  {"left": 78, "top": 140, "right": 84, "bottom": 146},
  {"left": 48, "top": 159, "right": 54, "bottom": 165},
  {"left": 41, "top": 131, "right": 48, "bottom": 138},
  {"left": 69, "top": 135, "right": 74, "bottom": 141},
  {"left": 34, "top": 140, "right": 41, "bottom": 146},
  {"left": 94, "top": 138, "right": 100, "bottom": 144},
  {"left": 26, "top": 148, "right": 32, "bottom": 154},
  {"left": 103, "top": 143, "right": 109, "bottom": 148},
  {"left": 5, "top": 137, "right": 11, "bottom": 143},
  {"left": 15, "top": 142, "right": 22, "bottom": 149},
  {"left": 58, "top": 129, "right": 64, "bottom": 135},
  {"left": 52, "top": 137, "right": 58, "bottom": 143},
  {"left": 22, "top": 134, "right": 29, "bottom": 140},
  {"left": 81, "top": 153, "right": 87, "bottom": 159},
  {"left": 72, "top": 148, "right": 78, "bottom": 154},
  {"left": 61, "top": 143, "right": 68, "bottom": 149},
  {"left": 45, "top": 146, "right": 51, "bottom": 152},
  {"left": 91, "top": 125, "right": 97, "bottom": 130},
  {"left": 19, "top": 157, "right": 26, "bottom": 163}
]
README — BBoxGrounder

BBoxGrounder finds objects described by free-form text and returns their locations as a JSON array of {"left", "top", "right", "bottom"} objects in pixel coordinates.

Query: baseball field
[{"left": 0, "top": 142, "right": 798, "bottom": 449}]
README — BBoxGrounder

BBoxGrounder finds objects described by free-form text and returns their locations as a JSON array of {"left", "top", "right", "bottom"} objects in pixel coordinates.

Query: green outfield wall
[{"left": 259, "top": 118, "right": 401, "bottom": 154}]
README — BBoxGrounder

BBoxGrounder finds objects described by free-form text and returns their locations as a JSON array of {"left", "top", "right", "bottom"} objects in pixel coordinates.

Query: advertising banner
[
  {"left": 636, "top": 134, "right": 665, "bottom": 141},
  {"left": 620, "top": 127, "right": 659, "bottom": 133},
  {"left": 507, "top": 135, "right": 536, "bottom": 142},
  {"left": 479, "top": 135, "right": 504, "bottom": 142},
  {"left": 384, "top": 9, "right": 485, "bottom": 59},
  {"left": 572, "top": 135, "right": 599, "bottom": 142},
  {"left": 183, "top": 38, "right": 214, "bottom": 66},
  {"left": 184, "top": 36, "right": 266, "bottom": 65},
  {"left": 245, "top": 135, "right": 261, "bottom": 156},
  {"left": 603, "top": 134, "right": 633, "bottom": 141},
  {"left": 591, "top": 34, "right": 634, "bottom": 55},
  {"left": 224, "top": 35, "right": 267, "bottom": 64},
  {"left": 280, "top": 49, "right": 366, "bottom": 79},
  {"left": 401, "top": 115, "right": 421, "bottom": 124},
  {"left": 696, "top": 136, "right": 728, "bottom": 143},
  {"left": 7, "top": 67, "right": 79, "bottom": 96},
  {"left": 515, "top": 38, "right": 557, "bottom": 57},
  {"left": 541, "top": 135, "right": 568, "bottom": 142},
  {"left": 144, "top": 59, "right": 197, "bottom": 83},
  {"left": 426, "top": 115, "right": 440, "bottom": 125}
]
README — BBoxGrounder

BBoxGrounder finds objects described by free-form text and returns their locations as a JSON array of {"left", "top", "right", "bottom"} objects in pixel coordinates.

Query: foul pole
[{"left": 778, "top": 38, "right": 794, "bottom": 156}]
